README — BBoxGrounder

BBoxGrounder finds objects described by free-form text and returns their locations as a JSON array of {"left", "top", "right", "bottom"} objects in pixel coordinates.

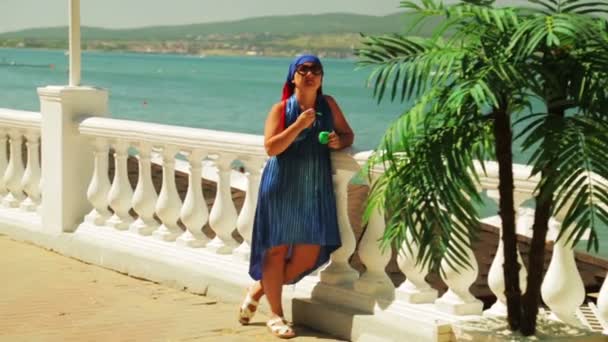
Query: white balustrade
[
  {"left": 153, "top": 146, "right": 183, "bottom": 241},
  {"left": 85, "top": 138, "right": 111, "bottom": 225},
  {"left": 352, "top": 171, "right": 394, "bottom": 299},
  {"left": 20, "top": 132, "right": 41, "bottom": 211},
  {"left": 396, "top": 225, "right": 438, "bottom": 303},
  {"left": 435, "top": 225, "right": 483, "bottom": 315},
  {"left": 3, "top": 130, "right": 25, "bottom": 207},
  {"left": 106, "top": 140, "right": 134, "bottom": 230},
  {"left": 176, "top": 150, "right": 209, "bottom": 247},
  {"left": 207, "top": 154, "right": 239, "bottom": 254},
  {"left": 320, "top": 167, "right": 360, "bottom": 285},
  {"left": 130, "top": 142, "right": 160, "bottom": 235},
  {"left": 542, "top": 215, "right": 586, "bottom": 326},
  {"left": 233, "top": 158, "right": 264, "bottom": 259}
]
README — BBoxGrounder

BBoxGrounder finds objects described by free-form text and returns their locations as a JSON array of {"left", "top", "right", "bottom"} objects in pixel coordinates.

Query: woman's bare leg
[
  {"left": 248, "top": 244, "right": 321, "bottom": 301},
  {"left": 261, "top": 245, "right": 289, "bottom": 318}
]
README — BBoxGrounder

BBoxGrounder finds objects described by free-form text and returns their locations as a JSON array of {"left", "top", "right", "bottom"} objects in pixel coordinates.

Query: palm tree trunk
[
  {"left": 493, "top": 103, "right": 521, "bottom": 331},
  {"left": 520, "top": 103, "right": 563, "bottom": 336},
  {"left": 520, "top": 182, "right": 553, "bottom": 335}
]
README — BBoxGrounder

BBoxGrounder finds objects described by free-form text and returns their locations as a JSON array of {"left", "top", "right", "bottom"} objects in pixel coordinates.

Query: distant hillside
[
  {"left": 0, "top": 12, "right": 444, "bottom": 58},
  {"left": 0, "top": 12, "right": 440, "bottom": 40}
]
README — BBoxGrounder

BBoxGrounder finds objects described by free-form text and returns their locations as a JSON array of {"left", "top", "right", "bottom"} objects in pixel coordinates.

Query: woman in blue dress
[{"left": 238, "top": 55, "right": 354, "bottom": 339}]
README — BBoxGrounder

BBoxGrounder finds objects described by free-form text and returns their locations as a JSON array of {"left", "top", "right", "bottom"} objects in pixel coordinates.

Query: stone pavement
[{"left": 0, "top": 235, "right": 345, "bottom": 342}]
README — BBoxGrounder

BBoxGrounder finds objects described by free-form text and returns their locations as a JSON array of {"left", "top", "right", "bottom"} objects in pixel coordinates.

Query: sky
[{"left": 0, "top": 0, "right": 406, "bottom": 33}]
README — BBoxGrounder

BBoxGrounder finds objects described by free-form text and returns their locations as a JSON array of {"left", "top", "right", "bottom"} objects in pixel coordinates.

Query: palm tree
[{"left": 356, "top": 0, "right": 608, "bottom": 336}]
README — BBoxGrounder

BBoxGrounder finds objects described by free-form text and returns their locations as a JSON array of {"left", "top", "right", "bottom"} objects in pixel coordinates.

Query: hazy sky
[{"left": 0, "top": 0, "right": 405, "bottom": 33}]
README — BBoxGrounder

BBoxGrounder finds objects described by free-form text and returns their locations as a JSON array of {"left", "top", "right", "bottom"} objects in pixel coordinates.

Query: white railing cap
[
  {"left": 78, "top": 116, "right": 267, "bottom": 158},
  {"left": 0, "top": 108, "right": 41, "bottom": 131}
]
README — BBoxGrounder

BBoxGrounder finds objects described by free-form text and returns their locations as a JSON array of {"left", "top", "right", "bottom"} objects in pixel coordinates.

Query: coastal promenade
[{"left": 0, "top": 234, "right": 343, "bottom": 342}]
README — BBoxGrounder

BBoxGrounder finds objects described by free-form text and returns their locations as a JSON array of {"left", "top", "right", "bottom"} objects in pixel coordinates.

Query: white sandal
[
  {"left": 238, "top": 290, "right": 259, "bottom": 325},
  {"left": 267, "top": 316, "right": 295, "bottom": 339}
]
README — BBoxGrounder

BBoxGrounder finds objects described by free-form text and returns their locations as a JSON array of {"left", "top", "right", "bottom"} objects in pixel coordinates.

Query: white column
[
  {"left": 2, "top": 130, "right": 26, "bottom": 207},
  {"left": 320, "top": 168, "right": 359, "bottom": 285},
  {"left": 106, "top": 140, "right": 134, "bottom": 230},
  {"left": 130, "top": 142, "right": 159, "bottom": 235},
  {"left": 176, "top": 150, "right": 209, "bottom": 247},
  {"left": 396, "top": 225, "right": 437, "bottom": 303},
  {"left": 352, "top": 173, "right": 394, "bottom": 298},
  {"left": 0, "top": 131, "right": 8, "bottom": 196},
  {"left": 233, "top": 159, "right": 264, "bottom": 259},
  {"left": 153, "top": 146, "right": 183, "bottom": 241},
  {"left": 20, "top": 132, "right": 42, "bottom": 211},
  {"left": 435, "top": 225, "right": 483, "bottom": 315},
  {"left": 69, "top": 0, "right": 81, "bottom": 86},
  {"left": 541, "top": 219, "right": 585, "bottom": 326},
  {"left": 84, "top": 138, "right": 111, "bottom": 225},
  {"left": 39, "top": 86, "right": 108, "bottom": 233},
  {"left": 484, "top": 190, "right": 528, "bottom": 317},
  {"left": 207, "top": 154, "right": 239, "bottom": 254}
]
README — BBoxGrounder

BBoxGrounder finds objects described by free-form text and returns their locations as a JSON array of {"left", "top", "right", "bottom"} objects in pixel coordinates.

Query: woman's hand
[
  {"left": 295, "top": 108, "right": 316, "bottom": 130},
  {"left": 327, "top": 131, "right": 341, "bottom": 149}
]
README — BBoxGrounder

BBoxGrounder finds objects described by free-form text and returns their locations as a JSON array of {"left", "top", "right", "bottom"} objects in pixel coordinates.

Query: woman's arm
[
  {"left": 325, "top": 95, "right": 354, "bottom": 149},
  {"left": 264, "top": 102, "right": 316, "bottom": 156}
]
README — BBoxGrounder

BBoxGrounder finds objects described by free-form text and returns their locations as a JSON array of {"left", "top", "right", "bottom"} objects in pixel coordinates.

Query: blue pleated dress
[{"left": 248, "top": 94, "right": 341, "bottom": 284}]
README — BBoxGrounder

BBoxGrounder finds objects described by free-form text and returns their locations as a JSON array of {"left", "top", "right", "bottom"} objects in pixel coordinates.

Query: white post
[
  {"left": 435, "top": 223, "right": 483, "bottom": 315},
  {"left": 396, "top": 225, "right": 437, "bottom": 303},
  {"left": 352, "top": 172, "right": 394, "bottom": 298},
  {"left": 319, "top": 168, "right": 359, "bottom": 285},
  {"left": 69, "top": 0, "right": 81, "bottom": 87},
  {"left": 541, "top": 219, "right": 585, "bottom": 326},
  {"left": 106, "top": 140, "right": 134, "bottom": 230},
  {"left": 84, "top": 138, "right": 111, "bottom": 225},
  {"left": 484, "top": 190, "right": 529, "bottom": 317},
  {"left": 207, "top": 154, "right": 239, "bottom": 254},
  {"left": 38, "top": 86, "right": 108, "bottom": 233},
  {"left": 153, "top": 146, "right": 183, "bottom": 241},
  {"left": 596, "top": 273, "right": 608, "bottom": 334},
  {"left": 176, "top": 150, "right": 209, "bottom": 247},
  {"left": 0, "top": 131, "right": 8, "bottom": 196},
  {"left": 20, "top": 132, "right": 42, "bottom": 211},
  {"left": 233, "top": 158, "right": 264, "bottom": 259},
  {"left": 130, "top": 142, "right": 159, "bottom": 235},
  {"left": 2, "top": 130, "right": 25, "bottom": 207}
]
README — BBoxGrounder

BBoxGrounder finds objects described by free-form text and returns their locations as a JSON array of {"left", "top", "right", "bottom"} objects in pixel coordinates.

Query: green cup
[{"left": 318, "top": 131, "right": 330, "bottom": 145}]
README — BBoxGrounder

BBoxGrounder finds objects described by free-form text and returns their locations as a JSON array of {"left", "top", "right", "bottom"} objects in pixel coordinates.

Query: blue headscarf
[{"left": 281, "top": 54, "right": 323, "bottom": 100}]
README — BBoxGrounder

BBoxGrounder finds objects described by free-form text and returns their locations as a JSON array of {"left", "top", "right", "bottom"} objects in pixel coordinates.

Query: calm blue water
[
  {"left": 0, "top": 48, "right": 406, "bottom": 151},
  {"left": 1, "top": 48, "right": 606, "bottom": 257}
]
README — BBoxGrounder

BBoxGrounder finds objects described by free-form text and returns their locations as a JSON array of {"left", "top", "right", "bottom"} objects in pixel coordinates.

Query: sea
[{"left": 1, "top": 47, "right": 606, "bottom": 257}]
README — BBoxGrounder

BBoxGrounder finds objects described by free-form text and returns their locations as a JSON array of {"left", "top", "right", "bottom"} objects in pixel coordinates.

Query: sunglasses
[{"left": 296, "top": 64, "right": 323, "bottom": 76}]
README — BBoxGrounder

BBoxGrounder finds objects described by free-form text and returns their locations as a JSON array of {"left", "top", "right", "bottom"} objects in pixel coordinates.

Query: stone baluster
[
  {"left": 2, "top": 130, "right": 25, "bottom": 207},
  {"left": 596, "top": 273, "right": 608, "bottom": 334},
  {"left": 352, "top": 172, "right": 394, "bottom": 298},
  {"left": 484, "top": 189, "right": 529, "bottom": 317},
  {"left": 396, "top": 224, "right": 437, "bottom": 303},
  {"left": 0, "top": 131, "right": 8, "bottom": 196},
  {"left": 106, "top": 140, "right": 134, "bottom": 230},
  {"left": 20, "top": 132, "right": 41, "bottom": 211},
  {"left": 207, "top": 154, "right": 239, "bottom": 254},
  {"left": 320, "top": 168, "right": 359, "bottom": 285},
  {"left": 541, "top": 209, "right": 585, "bottom": 326},
  {"left": 435, "top": 219, "right": 483, "bottom": 315},
  {"left": 233, "top": 158, "right": 264, "bottom": 260},
  {"left": 130, "top": 142, "right": 159, "bottom": 235},
  {"left": 153, "top": 146, "right": 183, "bottom": 241},
  {"left": 176, "top": 150, "right": 209, "bottom": 247},
  {"left": 84, "top": 138, "right": 111, "bottom": 225}
]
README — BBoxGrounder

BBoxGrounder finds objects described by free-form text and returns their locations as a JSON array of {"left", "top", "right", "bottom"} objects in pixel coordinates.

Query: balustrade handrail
[
  {"left": 78, "top": 116, "right": 267, "bottom": 159},
  {"left": 0, "top": 108, "right": 41, "bottom": 131}
]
